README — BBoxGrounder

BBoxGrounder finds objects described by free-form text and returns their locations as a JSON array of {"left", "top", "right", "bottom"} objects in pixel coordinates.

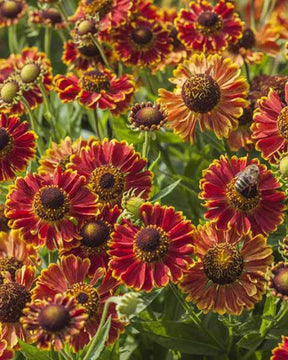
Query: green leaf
[
  {"left": 151, "top": 179, "right": 181, "bottom": 202},
  {"left": 18, "top": 339, "right": 52, "bottom": 360},
  {"left": 237, "top": 332, "right": 263, "bottom": 350},
  {"left": 130, "top": 288, "right": 164, "bottom": 319},
  {"left": 260, "top": 295, "right": 277, "bottom": 336}
]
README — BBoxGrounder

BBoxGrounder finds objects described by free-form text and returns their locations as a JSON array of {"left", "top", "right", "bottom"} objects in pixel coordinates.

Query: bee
[{"left": 235, "top": 164, "right": 259, "bottom": 195}]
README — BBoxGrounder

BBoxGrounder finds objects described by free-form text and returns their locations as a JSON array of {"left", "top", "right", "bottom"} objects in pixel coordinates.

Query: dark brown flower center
[
  {"left": 84, "top": 0, "right": 113, "bottom": 18},
  {"left": 0, "top": 81, "right": 20, "bottom": 103},
  {"left": 272, "top": 267, "right": 288, "bottom": 296},
  {"left": 0, "top": 257, "right": 23, "bottom": 284},
  {"left": 238, "top": 103, "right": 254, "bottom": 126},
  {"left": 181, "top": 74, "right": 221, "bottom": 113},
  {"left": 39, "top": 304, "right": 71, "bottom": 332},
  {"left": 0, "top": 128, "right": 12, "bottom": 152},
  {"left": 226, "top": 177, "right": 260, "bottom": 212},
  {"left": 0, "top": 0, "right": 22, "bottom": 19},
  {"left": 239, "top": 28, "right": 256, "bottom": 49},
  {"left": 196, "top": 11, "right": 223, "bottom": 35},
  {"left": 20, "top": 63, "right": 41, "bottom": 84},
  {"left": 0, "top": 204, "right": 9, "bottom": 232},
  {"left": 78, "top": 44, "right": 101, "bottom": 58},
  {"left": 80, "top": 219, "right": 110, "bottom": 248},
  {"left": 134, "top": 226, "right": 170, "bottom": 262},
  {"left": 67, "top": 283, "right": 99, "bottom": 318},
  {"left": 33, "top": 185, "right": 71, "bottom": 222},
  {"left": 277, "top": 106, "right": 288, "bottom": 140},
  {"left": 203, "top": 243, "right": 244, "bottom": 284},
  {"left": 131, "top": 26, "right": 153, "bottom": 45},
  {"left": 42, "top": 8, "right": 62, "bottom": 24},
  {"left": 0, "top": 282, "right": 31, "bottom": 322},
  {"left": 259, "top": 75, "right": 288, "bottom": 102},
  {"left": 89, "top": 165, "right": 125, "bottom": 205},
  {"left": 81, "top": 70, "right": 110, "bottom": 93},
  {"left": 135, "top": 107, "right": 164, "bottom": 127}
]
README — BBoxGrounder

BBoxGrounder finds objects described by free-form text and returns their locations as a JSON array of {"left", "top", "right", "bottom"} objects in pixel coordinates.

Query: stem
[
  {"left": 93, "top": 108, "right": 101, "bottom": 138},
  {"left": 250, "top": 0, "right": 256, "bottom": 31},
  {"left": 59, "top": 349, "right": 71, "bottom": 360},
  {"left": 244, "top": 61, "right": 251, "bottom": 87},
  {"left": 142, "top": 131, "right": 150, "bottom": 160},
  {"left": 90, "top": 35, "right": 113, "bottom": 71},
  {"left": 8, "top": 26, "right": 15, "bottom": 53},
  {"left": 145, "top": 70, "right": 157, "bottom": 96},
  {"left": 44, "top": 27, "right": 52, "bottom": 59},
  {"left": 39, "top": 83, "right": 58, "bottom": 140},
  {"left": 83, "top": 299, "right": 112, "bottom": 360},
  {"left": 56, "top": 2, "right": 71, "bottom": 32}
]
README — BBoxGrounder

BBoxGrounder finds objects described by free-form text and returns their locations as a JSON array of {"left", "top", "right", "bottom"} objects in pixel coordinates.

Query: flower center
[
  {"left": 131, "top": 26, "right": 153, "bottom": 45},
  {"left": 42, "top": 8, "right": 62, "bottom": 24},
  {"left": 78, "top": 44, "right": 100, "bottom": 58},
  {"left": 238, "top": 104, "right": 253, "bottom": 126},
  {"left": 33, "top": 185, "right": 71, "bottom": 222},
  {"left": 203, "top": 243, "right": 244, "bottom": 285},
  {"left": 20, "top": 63, "right": 41, "bottom": 84},
  {"left": 226, "top": 177, "right": 260, "bottom": 212},
  {"left": 273, "top": 267, "right": 288, "bottom": 296},
  {"left": 80, "top": 219, "right": 110, "bottom": 249},
  {"left": 135, "top": 107, "right": 164, "bottom": 127},
  {"left": 0, "top": 0, "right": 22, "bottom": 19},
  {"left": 0, "top": 282, "right": 31, "bottom": 322},
  {"left": 181, "top": 74, "right": 221, "bottom": 113},
  {"left": 134, "top": 226, "right": 170, "bottom": 263},
  {"left": 84, "top": 0, "right": 113, "bottom": 18},
  {"left": 80, "top": 70, "right": 110, "bottom": 93},
  {"left": 196, "top": 11, "right": 223, "bottom": 35},
  {"left": 0, "top": 81, "right": 20, "bottom": 103},
  {"left": 77, "top": 19, "right": 96, "bottom": 36},
  {"left": 239, "top": 28, "right": 256, "bottom": 49},
  {"left": 39, "top": 304, "right": 71, "bottom": 332},
  {"left": 0, "top": 256, "right": 23, "bottom": 283},
  {"left": 89, "top": 165, "right": 125, "bottom": 205},
  {"left": 67, "top": 283, "right": 99, "bottom": 318},
  {"left": 277, "top": 106, "right": 288, "bottom": 140},
  {"left": 0, "top": 127, "right": 13, "bottom": 157}
]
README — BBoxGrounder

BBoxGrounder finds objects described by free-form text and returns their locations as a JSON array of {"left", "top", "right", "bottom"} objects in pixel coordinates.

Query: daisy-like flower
[
  {"left": 5, "top": 167, "right": 98, "bottom": 250},
  {"left": 0, "top": 113, "right": 36, "bottom": 181},
  {"left": 111, "top": 16, "right": 172, "bottom": 68},
  {"left": 252, "top": 83, "right": 288, "bottom": 163},
  {"left": 29, "top": 7, "right": 65, "bottom": 29},
  {"left": 0, "top": 0, "right": 27, "bottom": 28},
  {"left": 54, "top": 69, "right": 135, "bottom": 116},
  {"left": 21, "top": 294, "right": 88, "bottom": 351},
  {"left": 38, "top": 136, "right": 88, "bottom": 175},
  {"left": 0, "top": 337, "right": 13, "bottom": 360},
  {"left": 200, "top": 155, "right": 285, "bottom": 236},
  {"left": 272, "top": 336, "right": 288, "bottom": 360},
  {"left": 175, "top": 0, "right": 243, "bottom": 54},
  {"left": 158, "top": 53, "right": 248, "bottom": 144},
  {"left": 109, "top": 202, "right": 195, "bottom": 292},
  {"left": 129, "top": 102, "right": 168, "bottom": 131},
  {"left": 268, "top": 262, "right": 288, "bottom": 300},
  {"left": 179, "top": 222, "right": 273, "bottom": 315},
  {"left": 60, "top": 205, "right": 122, "bottom": 274},
  {"left": 68, "top": 139, "right": 152, "bottom": 207},
  {"left": 32, "top": 255, "right": 125, "bottom": 351},
  {"left": 0, "top": 266, "right": 35, "bottom": 348}
]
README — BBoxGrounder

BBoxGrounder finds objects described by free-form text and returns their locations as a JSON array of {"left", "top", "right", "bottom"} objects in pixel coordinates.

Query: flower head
[
  {"left": 272, "top": 336, "right": 288, "bottom": 360},
  {"left": 0, "top": 0, "right": 27, "bottom": 28},
  {"left": 129, "top": 102, "right": 168, "bottom": 131},
  {"left": 29, "top": 7, "right": 65, "bottom": 29},
  {"left": 268, "top": 262, "right": 288, "bottom": 300}
]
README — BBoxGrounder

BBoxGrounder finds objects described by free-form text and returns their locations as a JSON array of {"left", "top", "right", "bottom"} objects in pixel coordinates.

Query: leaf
[
  {"left": 237, "top": 332, "right": 263, "bottom": 350},
  {"left": 151, "top": 179, "right": 182, "bottom": 202},
  {"left": 260, "top": 295, "right": 277, "bottom": 336},
  {"left": 130, "top": 289, "right": 164, "bottom": 319},
  {"left": 18, "top": 339, "right": 52, "bottom": 360}
]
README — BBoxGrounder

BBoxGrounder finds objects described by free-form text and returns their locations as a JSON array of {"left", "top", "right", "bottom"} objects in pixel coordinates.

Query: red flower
[
  {"left": 29, "top": 7, "right": 65, "bottom": 29},
  {"left": 0, "top": 113, "right": 36, "bottom": 181},
  {"left": 109, "top": 202, "right": 195, "bottom": 292},
  {"left": 5, "top": 167, "right": 98, "bottom": 250},
  {"left": 54, "top": 69, "right": 135, "bottom": 115},
  {"left": 175, "top": 0, "right": 243, "bottom": 54},
  {"left": 0, "top": 0, "right": 27, "bottom": 28},
  {"left": 272, "top": 336, "right": 288, "bottom": 360},
  {"left": 200, "top": 155, "right": 285, "bottom": 236},
  {"left": 68, "top": 139, "right": 152, "bottom": 207},
  {"left": 179, "top": 222, "right": 273, "bottom": 315}
]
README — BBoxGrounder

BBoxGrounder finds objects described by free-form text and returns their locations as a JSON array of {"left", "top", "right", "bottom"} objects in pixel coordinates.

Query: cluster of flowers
[{"left": 0, "top": 0, "right": 288, "bottom": 358}]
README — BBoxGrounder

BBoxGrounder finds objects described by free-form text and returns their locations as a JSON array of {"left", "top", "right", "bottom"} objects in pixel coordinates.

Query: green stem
[
  {"left": 169, "top": 283, "right": 227, "bottom": 353},
  {"left": 59, "top": 349, "right": 71, "bottom": 360},
  {"left": 244, "top": 61, "right": 251, "bottom": 87},
  {"left": 90, "top": 35, "right": 113, "bottom": 71},
  {"left": 44, "top": 27, "right": 52, "bottom": 59},
  {"left": 93, "top": 108, "right": 101, "bottom": 139},
  {"left": 83, "top": 299, "right": 112, "bottom": 360},
  {"left": 56, "top": 2, "right": 71, "bottom": 32},
  {"left": 39, "top": 83, "right": 58, "bottom": 140},
  {"left": 8, "top": 26, "right": 15, "bottom": 54},
  {"left": 145, "top": 70, "right": 157, "bottom": 96},
  {"left": 142, "top": 131, "right": 150, "bottom": 160}
]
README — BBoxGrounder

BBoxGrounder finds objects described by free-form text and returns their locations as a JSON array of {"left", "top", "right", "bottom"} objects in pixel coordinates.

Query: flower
[
  {"left": 54, "top": 69, "right": 135, "bottom": 115},
  {"left": 38, "top": 136, "right": 88, "bottom": 174},
  {"left": 5, "top": 167, "right": 98, "bottom": 250},
  {"left": 0, "top": 337, "right": 13, "bottom": 360},
  {"left": 175, "top": 0, "right": 243, "bottom": 54},
  {"left": 32, "top": 255, "right": 125, "bottom": 351},
  {"left": 0, "top": 113, "right": 36, "bottom": 181},
  {"left": 60, "top": 205, "right": 122, "bottom": 274},
  {"left": 252, "top": 83, "right": 288, "bottom": 163},
  {"left": 21, "top": 294, "right": 87, "bottom": 351},
  {"left": 200, "top": 155, "right": 285, "bottom": 236},
  {"left": 111, "top": 16, "right": 172, "bottom": 68},
  {"left": 69, "top": 139, "right": 152, "bottom": 207},
  {"left": 0, "top": 0, "right": 27, "bottom": 28},
  {"left": 158, "top": 53, "right": 248, "bottom": 144},
  {"left": 268, "top": 262, "right": 288, "bottom": 300},
  {"left": 29, "top": 7, "right": 65, "bottom": 29},
  {"left": 272, "top": 336, "right": 288, "bottom": 360},
  {"left": 0, "top": 266, "right": 35, "bottom": 348},
  {"left": 179, "top": 222, "right": 273, "bottom": 315},
  {"left": 109, "top": 202, "right": 195, "bottom": 292},
  {"left": 129, "top": 102, "right": 168, "bottom": 131}
]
